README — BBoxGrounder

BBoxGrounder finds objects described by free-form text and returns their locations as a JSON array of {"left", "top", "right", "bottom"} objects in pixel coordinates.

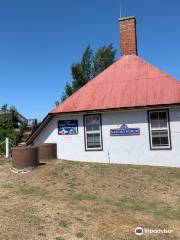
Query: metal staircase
[{"left": 16, "top": 119, "right": 38, "bottom": 147}]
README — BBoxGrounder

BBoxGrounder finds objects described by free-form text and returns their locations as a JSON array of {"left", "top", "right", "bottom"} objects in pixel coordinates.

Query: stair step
[
  {"left": 20, "top": 137, "right": 30, "bottom": 142},
  {"left": 26, "top": 125, "right": 33, "bottom": 129},
  {"left": 18, "top": 142, "right": 27, "bottom": 146},
  {"left": 22, "top": 131, "right": 32, "bottom": 136},
  {"left": 16, "top": 122, "right": 36, "bottom": 146}
]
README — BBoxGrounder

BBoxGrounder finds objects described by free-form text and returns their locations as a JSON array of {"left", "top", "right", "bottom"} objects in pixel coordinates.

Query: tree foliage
[
  {"left": 1, "top": 104, "right": 8, "bottom": 111},
  {"left": 92, "top": 44, "right": 115, "bottom": 77},
  {"left": 0, "top": 115, "right": 17, "bottom": 140},
  {"left": 56, "top": 44, "right": 116, "bottom": 104},
  {"left": 0, "top": 114, "right": 17, "bottom": 155},
  {"left": 0, "top": 104, "right": 20, "bottom": 155}
]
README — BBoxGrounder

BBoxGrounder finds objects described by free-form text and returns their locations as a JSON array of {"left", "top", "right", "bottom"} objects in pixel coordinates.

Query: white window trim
[
  {"left": 84, "top": 114, "right": 103, "bottom": 151},
  {"left": 148, "top": 109, "right": 171, "bottom": 150}
]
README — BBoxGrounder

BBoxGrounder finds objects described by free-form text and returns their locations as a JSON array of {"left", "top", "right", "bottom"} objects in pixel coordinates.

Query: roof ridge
[{"left": 134, "top": 55, "right": 178, "bottom": 83}]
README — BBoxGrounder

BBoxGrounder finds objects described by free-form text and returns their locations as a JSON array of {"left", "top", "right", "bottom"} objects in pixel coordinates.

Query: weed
[
  {"left": 75, "top": 217, "right": 83, "bottom": 222},
  {"left": 71, "top": 193, "right": 96, "bottom": 201},
  {"left": 76, "top": 232, "right": 84, "bottom": 238},
  {"left": 55, "top": 237, "right": 65, "bottom": 240},
  {"left": 38, "top": 232, "right": 46, "bottom": 237},
  {"left": 17, "top": 184, "right": 48, "bottom": 197},
  {"left": 58, "top": 219, "right": 68, "bottom": 228}
]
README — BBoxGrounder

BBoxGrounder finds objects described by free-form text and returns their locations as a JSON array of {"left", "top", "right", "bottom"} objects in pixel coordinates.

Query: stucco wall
[{"left": 34, "top": 107, "right": 180, "bottom": 167}]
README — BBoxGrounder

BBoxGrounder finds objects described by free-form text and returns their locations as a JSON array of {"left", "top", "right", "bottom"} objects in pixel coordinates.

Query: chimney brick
[{"left": 119, "top": 16, "right": 137, "bottom": 56}]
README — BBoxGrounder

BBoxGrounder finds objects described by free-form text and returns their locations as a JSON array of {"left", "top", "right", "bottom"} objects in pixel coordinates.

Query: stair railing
[
  {"left": 13, "top": 119, "right": 38, "bottom": 146},
  {"left": 14, "top": 122, "right": 27, "bottom": 146},
  {"left": 13, "top": 111, "right": 28, "bottom": 125},
  {"left": 31, "top": 119, "right": 38, "bottom": 134}
]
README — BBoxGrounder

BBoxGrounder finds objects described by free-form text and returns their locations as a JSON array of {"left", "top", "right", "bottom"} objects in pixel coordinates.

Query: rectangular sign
[
  {"left": 58, "top": 120, "right": 78, "bottom": 135},
  {"left": 110, "top": 124, "right": 140, "bottom": 136}
]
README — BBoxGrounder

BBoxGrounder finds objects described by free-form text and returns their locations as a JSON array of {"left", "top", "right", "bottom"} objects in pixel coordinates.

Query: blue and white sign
[
  {"left": 58, "top": 120, "right": 78, "bottom": 135},
  {"left": 110, "top": 124, "right": 140, "bottom": 136}
]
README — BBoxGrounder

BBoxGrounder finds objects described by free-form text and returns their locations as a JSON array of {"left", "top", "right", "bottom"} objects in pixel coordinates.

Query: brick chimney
[{"left": 119, "top": 16, "right": 137, "bottom": 56}]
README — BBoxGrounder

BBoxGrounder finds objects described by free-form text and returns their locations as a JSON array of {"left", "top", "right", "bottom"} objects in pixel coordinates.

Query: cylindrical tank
[
  {"left": 12, "top": 146, "right": 39, "bottom": 169},
  {"left": 37, "top": 143, "right": 57, "bottom": 161}
]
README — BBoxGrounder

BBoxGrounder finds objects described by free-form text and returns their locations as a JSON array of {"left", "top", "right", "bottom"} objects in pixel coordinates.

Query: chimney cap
[{"left": 118, "top": 16, "right": 136, "bottom": 22}]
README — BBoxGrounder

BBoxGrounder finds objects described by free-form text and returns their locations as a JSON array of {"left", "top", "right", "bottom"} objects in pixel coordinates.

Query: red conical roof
[{"left": 51, "top": 55, "right": 180, "bottom": 114}]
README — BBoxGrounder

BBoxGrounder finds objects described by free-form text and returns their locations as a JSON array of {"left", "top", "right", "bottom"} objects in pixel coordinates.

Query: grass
[
  {"left": 0, "top": 159, "right": 180, "bottom": 239},
  {"left": 1, "top": 182, "right": 14, "bottom": 189},
  {"left": 112, "top": 197, "right": 180, "bottom": 220},
  {"left": 71, "top": 193, "right": 97, "bottom": 201},
  {"left": 0, "top": 158, "right": 11, "bottom": 165},
  {"left": 76, "top": 232, "right": 84, "bottom": 238},
  {"left": 17, "top": 183, "right": 48, "bottom": 197},
  {"left": 22, "top": 207, "right": 45, "bottom": 227},
  {"left": 58, "top": 219, "right": 68, "bottom": 228}
]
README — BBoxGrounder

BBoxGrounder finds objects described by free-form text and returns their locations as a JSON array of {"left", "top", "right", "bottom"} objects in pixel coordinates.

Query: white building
[{"left": 27, "top": 16, "right": 180, "bottom": 168}]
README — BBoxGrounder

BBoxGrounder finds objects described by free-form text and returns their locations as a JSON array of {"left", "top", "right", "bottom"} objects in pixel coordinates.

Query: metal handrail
[
  {"left": 0, "top": 140, "right": 5, "bottom": 145},
  {"left": 0, "top": 113, "right": 38, "bottom": 148},
  {"left": 14, "top": 122, "right": 27, "bottom": 146},
  {"left": 31, "top": 119, "right": 38, "bottom": 134},
  {"left": 0, "top": 110, "right": 27, "bottom": 124},
  {"left": 14, "top": 119, "right": 38, "bottom": 146},
  {"left": 13, "top": 111, "right": 27, "bottom": 124}
]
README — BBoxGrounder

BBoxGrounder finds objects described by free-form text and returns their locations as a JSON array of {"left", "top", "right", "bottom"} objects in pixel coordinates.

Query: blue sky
[{"left": 0, "top": 0, "right": 180, "bottom": 120}]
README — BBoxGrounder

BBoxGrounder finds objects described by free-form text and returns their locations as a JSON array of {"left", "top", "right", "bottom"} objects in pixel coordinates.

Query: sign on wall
[
  {"left": 110, "top": 124, "right": 140, "bottom": 136},
  {"left": 58, "top": 120, "right": 78, "bottom": 135}
]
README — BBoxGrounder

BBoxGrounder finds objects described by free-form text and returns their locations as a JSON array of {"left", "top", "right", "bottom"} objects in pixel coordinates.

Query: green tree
[
  {"left": 72, "top": 45, "right": 93, "bottom": 91},
  {"left": 0, "top": 104, "right": 22, "bottom": 155},
  {"left": 0, "top": 114, "right": 17, "bottom": 155},
  {"left": 92, "top": 44, "right": 116, "bottom": 77},
  {"left": 65, "top": 82, "right": 74, "bottom": 97},
  {"left": 56, "top": 44, "right": 116, "bottom": 104},
  {"left": 1, "top": 104, "right": 8, "bottom": 111},
  {"left": 60, "top": 82, "right": 74, "bottom": 103},
  {"left": 10, "top": 105, "right": 18, "bottom": 112},
  {"left": 0, "top": 115, "right": 14, "bottom": 131}
]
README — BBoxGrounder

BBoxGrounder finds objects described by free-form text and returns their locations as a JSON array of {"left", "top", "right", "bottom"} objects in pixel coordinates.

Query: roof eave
[{"left": 26, "top": 113, "right": 55, "bottom": 145}]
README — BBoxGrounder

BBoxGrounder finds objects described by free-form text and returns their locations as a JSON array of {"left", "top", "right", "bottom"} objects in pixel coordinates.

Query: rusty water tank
[
  {"left": 37, "top": 143, "right": 57, "bottom": 161},
  {"left": 12, "top": 146, "right": 39, "bottom": 170}
]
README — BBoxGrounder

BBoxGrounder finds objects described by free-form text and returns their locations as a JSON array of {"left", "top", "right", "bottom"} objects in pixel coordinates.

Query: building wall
[{"left": 34, "top": 107, "right": 180, "bottom": 167}]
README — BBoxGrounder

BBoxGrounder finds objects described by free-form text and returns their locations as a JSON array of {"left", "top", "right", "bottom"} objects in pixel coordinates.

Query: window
[
  {"left": 84, "top": 114, "right": 103, "bottom": 151},
  {"left": 148, "top": 109, "right": 171, "bottom": 150}
]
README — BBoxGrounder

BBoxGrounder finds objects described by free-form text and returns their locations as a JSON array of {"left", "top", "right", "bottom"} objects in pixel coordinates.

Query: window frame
[
  {"left": 147, "top": 109, "right": 172, "bottom": 150},
  {"left": 83, "top": 114, "right": 103, "bottom": 151}
]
